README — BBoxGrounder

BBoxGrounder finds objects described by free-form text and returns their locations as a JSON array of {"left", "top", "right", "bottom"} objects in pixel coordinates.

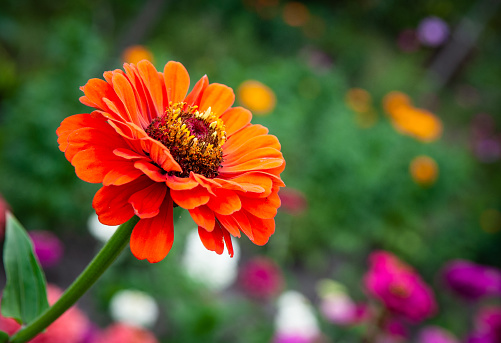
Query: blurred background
[{"left": 0, "top": 0, "right": 501, "bottom": 342}]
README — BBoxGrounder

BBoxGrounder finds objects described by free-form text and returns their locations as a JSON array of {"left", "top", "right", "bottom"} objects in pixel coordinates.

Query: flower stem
[{"left": 8, "top": 216, "right": 139, "bottom": 343}]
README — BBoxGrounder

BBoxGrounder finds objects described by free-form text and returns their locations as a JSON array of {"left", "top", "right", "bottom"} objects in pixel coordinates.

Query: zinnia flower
[
  {"left": 122, "top": 45, "right": 154, "bottom": 65},
  {"left": 29, "top": 230, "right": 64, "bottom": 268},
  {"left": 57, "top": 60, "right": 285, "bottom": 263},
  {"left": 92, "top": 323, "right": 158, "bottom": 343},
  {"left": 238, "top": 256, "right": 283, "bottom": 300},
  {"left": 467, "top": 306, "right": 501, "bottom": 343},
  {"left": 442, "top": 260, "right": 501, "bottom": 301},
  {"left": 418, "top": 326, "right": 459, "bottom": 343},
  {"left": 237, "top": 80, "right": 276, "bottom": 115},
  {"left": 364, "top": 251, "right": 437, "bottom": 322}
]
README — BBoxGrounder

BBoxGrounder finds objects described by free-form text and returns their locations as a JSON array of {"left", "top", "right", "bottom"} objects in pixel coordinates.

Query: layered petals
[{"left": 58, "top": 60, "right": 285, "bottom": 263}]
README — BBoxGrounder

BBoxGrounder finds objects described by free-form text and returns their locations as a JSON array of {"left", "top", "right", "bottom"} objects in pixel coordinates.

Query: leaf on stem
[{"left": 1, "top": 212, "right": 49, "bottom": 324}]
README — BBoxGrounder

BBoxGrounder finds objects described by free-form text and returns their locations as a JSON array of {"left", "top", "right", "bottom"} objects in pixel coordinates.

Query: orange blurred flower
[
  {"left": 283, "top": 2, "right": 310, "bottom": 27},
  {"left": 122, "top": 45, "right": 154, "bottom": 65},
  {"left": 383, "top": 91, "right": 442, "bottom": 142},
  {"left": 57, "top": 61, "right": 285, "bottom": 263},
  {"left": 409, "top": 156, "right": 439, "bottom": 186},
  {"left": 238, "top": 80, "right": 276, "bottom": 115}
]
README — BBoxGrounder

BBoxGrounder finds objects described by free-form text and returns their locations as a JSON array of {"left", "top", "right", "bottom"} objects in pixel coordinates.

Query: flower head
[
  {"left": 418, "top": 326, "right": 459, "bottom": 343},
  {"left": 237, "top": 80, "right": 276, "bottom": 115},
  {"left": 467, "top": 306, "right": 501, "bottom": 343},
  {"left": 442, "top": 260, "right": 501, "bottom": 301},
  {"left": 29, "top": 230, "right": 64, "bottom": 268},
  {"left": 57, "top": 60, "right": 285, "bottom": 263},
  {"left": 409, "top": 155, "right": 439, "bottom": 187},
  {"left": 364, "top": 251, "right": 436, "bottom": 322},
  {"left": 122, "top": 45, "right": 154, "bottom": 65},
  {"left": 238, "top": 256, "right": 283, "bottom": 300},
  {"left": 92, "top": 323, "right": 158, "bottom": 343},
  {"left": 417, "top": 17, "right": 449, "bottom": 47}
]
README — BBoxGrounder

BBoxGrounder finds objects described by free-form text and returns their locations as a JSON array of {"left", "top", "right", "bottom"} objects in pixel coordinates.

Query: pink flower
[
  {"left": 442, "top": 260, "right": 501, "bottom": 300},
  {"left": 31, "top": 285, "right": 90, "bottom": 343},
  {"left": 467, "top": 306, "right": 501, "bottom": 343},
  {"left": 364, "top": 251, "right": 437, "bottom": 322},
  {"left": 92, "top": 323, "right": 158, "bottom": 343},
  {"left": 418, "top": 326, "right": 459, "bottom": 343},
  {"left": 29, "top": 230, "right": 64, "bottom": 268},
  {"left": 279, "top": 188, "right": 307, "bottom": 215},
  {"left": 239, "top": 257, "right": 283, "bottom": 300}
]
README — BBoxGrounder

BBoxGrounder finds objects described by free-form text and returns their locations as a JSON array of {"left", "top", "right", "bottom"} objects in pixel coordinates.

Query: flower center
[{"left": 145, "top": 102, "right": 226, "bottom": 178}]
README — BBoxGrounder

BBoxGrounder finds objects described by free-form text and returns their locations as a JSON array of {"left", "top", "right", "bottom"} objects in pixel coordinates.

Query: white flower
[
  {"left": 110, "top": 289, "right": 159, "bottom": 328},
  {"left": 87, "top": 213, "right": 119, "bottom": 243},
  {"left": 274, "top": 290, "right": 320, "bottom": 341},
  {"left": 182, "top": 229, "right": 240, "bottom": 291}
]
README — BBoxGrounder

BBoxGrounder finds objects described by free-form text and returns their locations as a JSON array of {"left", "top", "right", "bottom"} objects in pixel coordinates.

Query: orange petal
[
  {"left": 79, "top": 78, "right": 125, "bottom": 120},
  {"left": 137, "top": 60, "right": 165, "bottom": 118},
  {"left": 71, "top": 147, "right": 125, "bottom": 183},
  {"left": 57, "top": 113, "right": 106, "bottom": 153},
  {"left": 199, "top": 83, "right": 235, "bottom": 116},
  {"left": 219, "top": 157, "right": 284, "bottom": 174},
  {"left": 113, "top": 148, "right": 145, "bottom": 160},
  {"left": 112, "top": 72, "right": 149, "bottom": 128},
  {"left": 142, "top": 138, "right": 182, "bottom": 173},
  {"left": 103, "top": 164, "right": 144, "bottom": 186},
  {"left": 220, "top": 107, "right": 252, "bottom": 136},
  {"left": 189, "top": 205, "right": 215, "bottom": 232},
  {"left": 221, "top": 228, "right": 234, "bottom": 257},
  {"left": 223, "top": 172, "right": 273, "bottom": 194},
  {"left": 206, "top": 189, "right": 241, "bottom": 215},
  {"left": 224, "top": 134, "right": 280, "bottom": 160},
  {"left": 92, "top": 176, "right": 152, "bottom": 225},
  {"left": 223, "top": 147, "right": 283, "bottom": 167},
  {"left": 163, "top": 61, "right": 190, "bottom": 104},
  {"left": 222, "top": 124, "right": 269, "bottom": 155},
  {"left": 185, "top": 75, "right": 209, "bottom": 106},
  {"left": 130, "top": 195, "right": 174, "bottom": 263},
  {"left": 170, "top": 186, "right": 210, "bottom": 209},
  {"left": 134, "top": 160, "right": 167, "bottom": 182},
  {"left": 241, "top": 191, "right": 280, "bottom": 219},
  {"left": 245, "top": 211, "right": 275, "bottom": 245},
  {"left": 214, "top": 214, "right": 241, "bottom": 237},
  {"left": 229, "top": 210, "right": 253, "bottom": 240},
  {"left": 128, "top": 182, "right": 168, "bottom": 218},
  {"left": 198, "top": 223, "right": 224, "bottom": 255},
  {"left": 166, "top": 175, "right": 198, "bottom": 190},
  {"left": 123, "top": 63, "right": 152, "bottom": 123}
]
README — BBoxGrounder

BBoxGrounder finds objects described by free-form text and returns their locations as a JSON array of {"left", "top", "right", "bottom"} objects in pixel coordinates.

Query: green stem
[{"left": 9, "top": 216, "right": 139, "bottom": 343}]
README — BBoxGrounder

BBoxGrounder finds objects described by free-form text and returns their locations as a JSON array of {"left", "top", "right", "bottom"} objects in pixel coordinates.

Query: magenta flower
[
  {"left": 442, "top": 260, "right": 501, "bottom": 300},
  {"left": 467, "top": 306, "right": 501, "bottom": 343},
  {"left": 239, "top": 257, "right": 283, "bottom": 300},
  {"left": 279, "top": 188, "right": 307, "bottom": 215},
  {"left": 0, "top": 194, "right": 10, "bottom": 241},
  {"left": 29, "top": 230, "right": 64, "bottom": 268},
  {"left": 418, "top": 326, "right": 459, "bottom": 343},
  {"left": 364, "top": 251, "right": 437, "bottom": 322}
]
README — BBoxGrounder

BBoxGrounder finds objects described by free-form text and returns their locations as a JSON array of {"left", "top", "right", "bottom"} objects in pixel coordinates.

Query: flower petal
[
  {"left": 185, "top": 75, "right": 209, "bottom": 106},
  {"left": 170, "top": 186, "right": 210, "bottom": 209},
  {"left": 57, "top": 113, "right": 107, "bottom": 153},
  {"left": 220, "top": 107, "right": 252, "bottom": 137},
  {"left": 222, "top": 124, "right": 269, "bottom": 155},
  {"left": 189, "top": 205, "right": 215, "bottom": 232},
  {"left": 214, "top": 214, "right": 241, "bottom": 237},
  {"left": 219, "top": 157, "right": 284, "bottom": 174},
  {"left": 206, "top": 189, "right": 241, "bottom": 215},
  {"left": 166, "top": 175, "right": 198, "bottom": 190},
  {"left": 199, "top": 83, "right": 235, "bottom": 116},
  {"left": 79, "top": 78, "right": 126, "bottom": 121},
  {"left": 137, "top": 60, "right": 165, "bottom": 118},
  {"left": 128, "top": 182, "right": 168, "bottom": 218},
  {"left": 241, "top": 191, "right": 280, "bottom": 219},
  {"left": 92, "top": 176, "right": 152, "bottom": 225},
  {"left": 134, "top": 160, "right": 167, "bottom": 182},
  {"left": 223, "top": 147, "right": 283, "bottom": 167},
  {"left": 198, "top": 223, "right": 224, "bottom": 255},
  {"left": 244, "top": 211, "right": 275, "bottom": 245},
  {"left": 112, "top": 72, "right": 148, "bottom": 128},
  {"left": 130, "top": 194, "right": 174, "bottom": 263},
  {"left": 221, "top": 228, "right": 234, "bottom": 257},
  {"left": 164, "top": 61, "right": 190, "bottom": 104}
]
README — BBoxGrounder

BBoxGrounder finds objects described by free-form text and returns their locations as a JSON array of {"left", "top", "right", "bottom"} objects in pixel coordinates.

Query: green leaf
[
  {"left": 0, "top": 331, "right": 8, "bottom": 343},
  {"left": 1, "top": 212, "right": 49, "bottom": 324}
]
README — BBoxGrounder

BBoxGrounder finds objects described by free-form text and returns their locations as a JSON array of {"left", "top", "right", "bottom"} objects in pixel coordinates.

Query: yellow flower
[
  {"left": 345, "top": 88, "right": 372, "bottom": 113},
  {"left": 122, "top": 45, "right": 154, "bottom": 65},
  {"left": 409, "top": 156, "right": 439, "bottom": 186},
  {"left": 237, "top": 80, "right": 276, "bottom": 115}
]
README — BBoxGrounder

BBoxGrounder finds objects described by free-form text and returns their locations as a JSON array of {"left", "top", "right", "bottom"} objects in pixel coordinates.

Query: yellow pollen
[{"left": 145, "top": 102, "right": 227, "bottom": 178}]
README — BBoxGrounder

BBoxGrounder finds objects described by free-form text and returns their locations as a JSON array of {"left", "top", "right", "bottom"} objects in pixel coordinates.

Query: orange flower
[
  {"left": 383, "top": 91, "right": 442, "bottom": 142},
  {"left": 57, "top": 60, "right": 285, "bottom": 263},
  {"left": 237, "top": 80, "right": 276, "bottom": 115},
  {"left": 409, "top": 155, "right": 438, "bottom": 186},
  {"left": 122, "top": 45, "right": 154, "bottom": 65}
]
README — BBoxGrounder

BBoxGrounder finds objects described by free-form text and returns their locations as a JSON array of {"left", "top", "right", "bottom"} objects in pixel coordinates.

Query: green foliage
[{"left": 1, "top": 213, "right": 49, "bottom": 325}]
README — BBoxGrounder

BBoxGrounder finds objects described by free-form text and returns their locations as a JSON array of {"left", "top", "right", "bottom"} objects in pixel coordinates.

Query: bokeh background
[{"left": 1, "top": 0, "right": 501, "bottom": 342}]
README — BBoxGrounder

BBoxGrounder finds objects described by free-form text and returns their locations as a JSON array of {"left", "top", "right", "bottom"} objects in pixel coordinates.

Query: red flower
[{"left": 57, "top": 61, "right": 285, "bottom": 263}]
